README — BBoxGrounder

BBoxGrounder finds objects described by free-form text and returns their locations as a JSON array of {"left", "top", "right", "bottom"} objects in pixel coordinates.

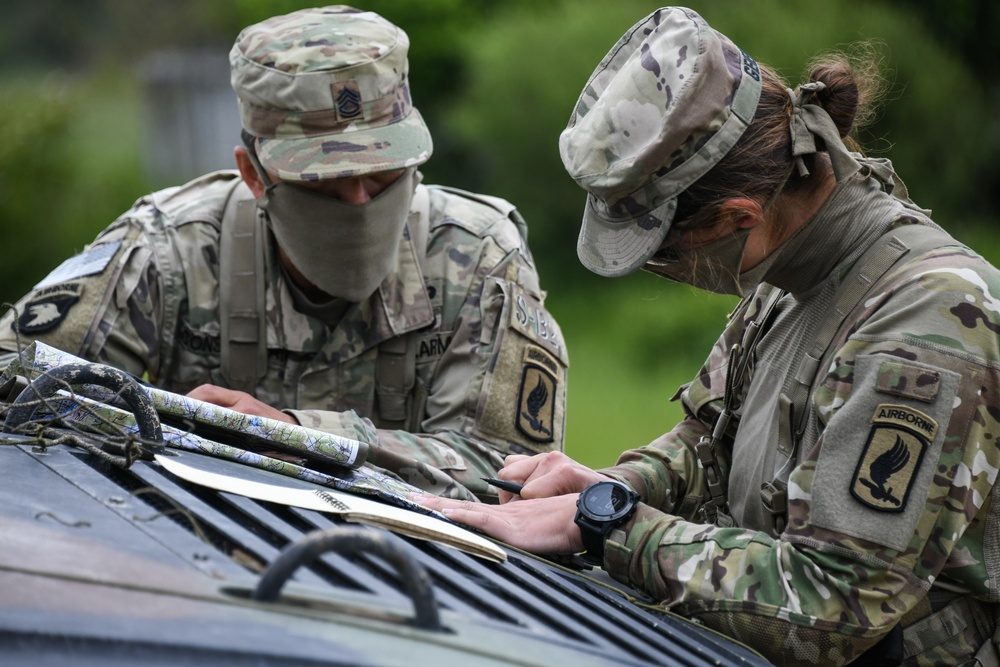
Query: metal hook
[{"left": 253, "top": 526, "right": 442, "bottom": 632}]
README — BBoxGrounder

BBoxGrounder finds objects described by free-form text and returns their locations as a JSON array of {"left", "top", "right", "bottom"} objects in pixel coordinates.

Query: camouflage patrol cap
[
  {"left": 560, "top": 7, "right": 762, "bottom": 277},
  {"left": 230, "top": 6, "right": 432, "bottom": 180}
]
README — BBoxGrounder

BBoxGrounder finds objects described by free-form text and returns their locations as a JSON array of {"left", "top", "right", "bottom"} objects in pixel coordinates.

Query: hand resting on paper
[
  {"left": 496, "top": 452, "right": 609, "bottom": 503},
  {"left": 411, "top": 491, "right": 584, "bottom": 556},
  {"left": 187, "top": 384, "right": 298, "bottom": 425}
]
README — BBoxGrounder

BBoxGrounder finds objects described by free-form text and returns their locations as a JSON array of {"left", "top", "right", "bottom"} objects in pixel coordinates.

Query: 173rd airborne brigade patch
[
  {"left": 516, "top": 345, "right": 558, "bottom": 443},
  {"left": 851, "top": 403, "right": 937, "bottom": 512}
]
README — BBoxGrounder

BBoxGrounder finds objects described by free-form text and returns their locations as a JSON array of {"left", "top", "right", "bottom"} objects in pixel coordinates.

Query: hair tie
[
  {"left": 787, "top": 82, "right": 826, "bottom": 177},
  {"left": 786, "top": 81, "right": 861, "bottom": 183}
]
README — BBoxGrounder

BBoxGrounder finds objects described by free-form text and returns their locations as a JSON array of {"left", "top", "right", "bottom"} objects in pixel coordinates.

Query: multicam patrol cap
[
  {"left": 560, "top": 7, "right": 762, "bottom": 277},
  {"left": 229, "top": 6, "right": 433, "bottom": 180}
]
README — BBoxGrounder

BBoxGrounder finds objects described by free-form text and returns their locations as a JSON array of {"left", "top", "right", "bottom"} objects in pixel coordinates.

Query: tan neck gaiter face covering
[
  {"left": 258, "top": 168, "right": 417, "bottom": 302},
  {"left": 645, "top": 228, "right": 771, "bottom": 296}
]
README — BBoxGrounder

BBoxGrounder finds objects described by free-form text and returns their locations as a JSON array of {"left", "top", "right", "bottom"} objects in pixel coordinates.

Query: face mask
[
  {"left": 258, "top": 169, "right": 417, "bottom": 302},
  {"left": 645, "top": 228, "right": 753, "bottom": 296}
]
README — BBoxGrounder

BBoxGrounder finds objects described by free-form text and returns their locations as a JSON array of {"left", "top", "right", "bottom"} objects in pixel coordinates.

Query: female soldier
[{"left": 415, "top": 7, "right": 1000, "bottom": 666}]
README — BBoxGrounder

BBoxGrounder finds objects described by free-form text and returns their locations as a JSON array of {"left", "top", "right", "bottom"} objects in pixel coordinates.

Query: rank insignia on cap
[
  {"left": 335, "top": 83, "right": 362, "bottom": 119},
  {"left": 516, "top": 346, "right": 558, "bottom": 443},
  {"left": 851, "top": 404, "right": 937, "bottom": 512}
]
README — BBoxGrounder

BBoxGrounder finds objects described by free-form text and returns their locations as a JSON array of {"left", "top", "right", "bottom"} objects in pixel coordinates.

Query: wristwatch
[{"left": 574, "top": 480, "right": 640, "bottom": 565}]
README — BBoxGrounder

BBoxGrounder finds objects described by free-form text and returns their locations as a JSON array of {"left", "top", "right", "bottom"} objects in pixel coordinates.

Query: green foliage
[
  {"left": 437, "top": 1, "right": 663, "bottom": 288},
  {"left": 0, "top": 71, "right": 150, "bottom": 308},
  {"left": 442, "top": 0, "right": 998, "bottom": 284},
  {"left": 0, "top": 78, "right": 76, "bottom": 308}
]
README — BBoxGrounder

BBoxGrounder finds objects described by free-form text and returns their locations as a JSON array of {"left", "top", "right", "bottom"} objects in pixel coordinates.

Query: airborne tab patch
[
  {"left": 851, "top": 404, "right": 937, "bottom": 512},
  {"left": 515, "top": 345, "right": 557, "bottom": 443}
]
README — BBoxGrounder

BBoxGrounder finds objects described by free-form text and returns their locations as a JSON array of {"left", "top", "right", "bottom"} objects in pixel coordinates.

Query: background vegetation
[{"left": 2, "top": 0, "right": 997, "bottom": 468}]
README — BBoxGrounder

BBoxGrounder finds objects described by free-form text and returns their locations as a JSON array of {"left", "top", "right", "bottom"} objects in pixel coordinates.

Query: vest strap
[
  {"left": 374, "top": 185, "right": 430, "bottom": 430},
  {"left": 697, "top": 287, "right": 784, "bottom": 526},
  {"left": 219, "top": 182, "right": 267, "bottom": 394}
]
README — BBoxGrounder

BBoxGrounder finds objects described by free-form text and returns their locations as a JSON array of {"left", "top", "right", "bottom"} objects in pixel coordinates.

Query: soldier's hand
[
  {"left": 411, "top": 492, "right": 583, "bottom": 556},
  {"left": 497, "top": 452, "right": 609, "bottom": 503},
  {"left": 186, "top": 384, "right": 299, "bottom": 424}
]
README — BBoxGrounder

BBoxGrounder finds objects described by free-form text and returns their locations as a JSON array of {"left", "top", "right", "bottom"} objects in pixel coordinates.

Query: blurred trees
[
  {"left": 2, "top": 0, "right": 997, "bottom": 300},
  {"left": 439, "top": 0, "right": 1000, "bottom": 290}
]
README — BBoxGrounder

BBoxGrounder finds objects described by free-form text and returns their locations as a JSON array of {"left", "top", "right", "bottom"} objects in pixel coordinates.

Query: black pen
[{"left": 481, "top": 477, "right": 524, "bottom": 495}]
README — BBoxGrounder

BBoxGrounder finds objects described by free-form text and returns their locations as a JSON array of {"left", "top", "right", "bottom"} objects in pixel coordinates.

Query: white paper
[{"left": 155, "top": 452, "right": 506, "bottom": 563}]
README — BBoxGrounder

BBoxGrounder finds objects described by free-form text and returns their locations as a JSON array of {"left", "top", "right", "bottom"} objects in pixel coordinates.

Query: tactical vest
[
  {"left": 702, "top": 223, "right": 955, "bottom": 529},
  {"left": 696, "top": 158, "right": 950, "bottom": 531},
  {"left": 216, "top": 181, "right": 530, "bottom": 432}
]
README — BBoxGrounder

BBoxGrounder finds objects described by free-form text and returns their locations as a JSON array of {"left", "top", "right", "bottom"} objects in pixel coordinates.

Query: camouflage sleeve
[
  {"left": 382, "top": 251, "right": 567, "bottom": 500},
  {"left": 598, "top": 418, "right": 714, "bottom": 519},
  {"left": 601, "top": 253, "right": 1000, "bottom": 666},
  {"left": 0, "top": 210, "right": 166, "bottom": 379}
]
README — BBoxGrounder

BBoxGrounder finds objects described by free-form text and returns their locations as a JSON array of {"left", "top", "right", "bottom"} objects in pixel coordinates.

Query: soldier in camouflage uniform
[
  {"left": 415, "top": 7, "right": 1000, "bottom": 665},
  {"left": 0, "top": 6, "right": 568, "bottom": 502}
]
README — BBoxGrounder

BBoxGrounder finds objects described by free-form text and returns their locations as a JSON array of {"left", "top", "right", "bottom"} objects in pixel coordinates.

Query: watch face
[{"left": 580, "top": 483, "right": 634, "bottom": 521}]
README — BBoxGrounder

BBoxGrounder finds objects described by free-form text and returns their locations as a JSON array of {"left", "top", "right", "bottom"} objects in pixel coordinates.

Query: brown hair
[{"left": 670, "top": 43, "right": 886, "bottom": 231}]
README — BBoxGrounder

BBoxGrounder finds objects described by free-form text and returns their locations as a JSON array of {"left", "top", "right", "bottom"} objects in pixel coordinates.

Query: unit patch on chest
[{"left": 850, "top": 403, "right": 937, "bottom": 512}]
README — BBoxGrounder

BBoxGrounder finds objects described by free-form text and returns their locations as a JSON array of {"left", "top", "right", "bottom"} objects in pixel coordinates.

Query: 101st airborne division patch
[{"left": 851, "top": 403, "right": 938, "bottom": 512}]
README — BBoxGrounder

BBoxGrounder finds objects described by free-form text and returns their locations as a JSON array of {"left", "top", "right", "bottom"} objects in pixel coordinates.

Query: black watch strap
[
  {"left": 575, "top": 481, "right": 639, "bottom": 565},
  {"left": 576, "top": 515, "right": 608, "bottom": 564}
]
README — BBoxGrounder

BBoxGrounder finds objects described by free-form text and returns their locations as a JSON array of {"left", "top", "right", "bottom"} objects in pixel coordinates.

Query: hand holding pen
[
  {"left": 483, "top": 452, "right": 614, "bottom": 502},
  {"left": 482, "top": 477, "right": 524, "bottom": 496}
]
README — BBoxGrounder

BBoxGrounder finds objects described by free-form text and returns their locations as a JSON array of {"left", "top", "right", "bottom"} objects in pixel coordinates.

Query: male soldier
[{"left": 0, "top": 6, "right": 568, "bottom": 501}]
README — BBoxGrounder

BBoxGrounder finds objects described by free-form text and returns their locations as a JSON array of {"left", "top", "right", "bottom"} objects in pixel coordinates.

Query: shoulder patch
[
  {"left": 34, "top": 241, "right": 122, "bottom": 290},
  {"left": 14, "top": 283, "right": 84, "bottom": 334},
  {"left": 851, "top": 403, "right": 937, "bottom": 512},
  {"left": 515, "top": 345, "right": 558, "bottom": 443}
]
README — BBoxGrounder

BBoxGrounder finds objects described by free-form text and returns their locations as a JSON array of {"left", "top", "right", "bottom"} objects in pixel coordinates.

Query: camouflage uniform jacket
[
  {"left": 598, "top": 172, "right": 1000, "bottom": 665},
  {"left": 0, "top": 171, "right": 568, "bottom": 501}
]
